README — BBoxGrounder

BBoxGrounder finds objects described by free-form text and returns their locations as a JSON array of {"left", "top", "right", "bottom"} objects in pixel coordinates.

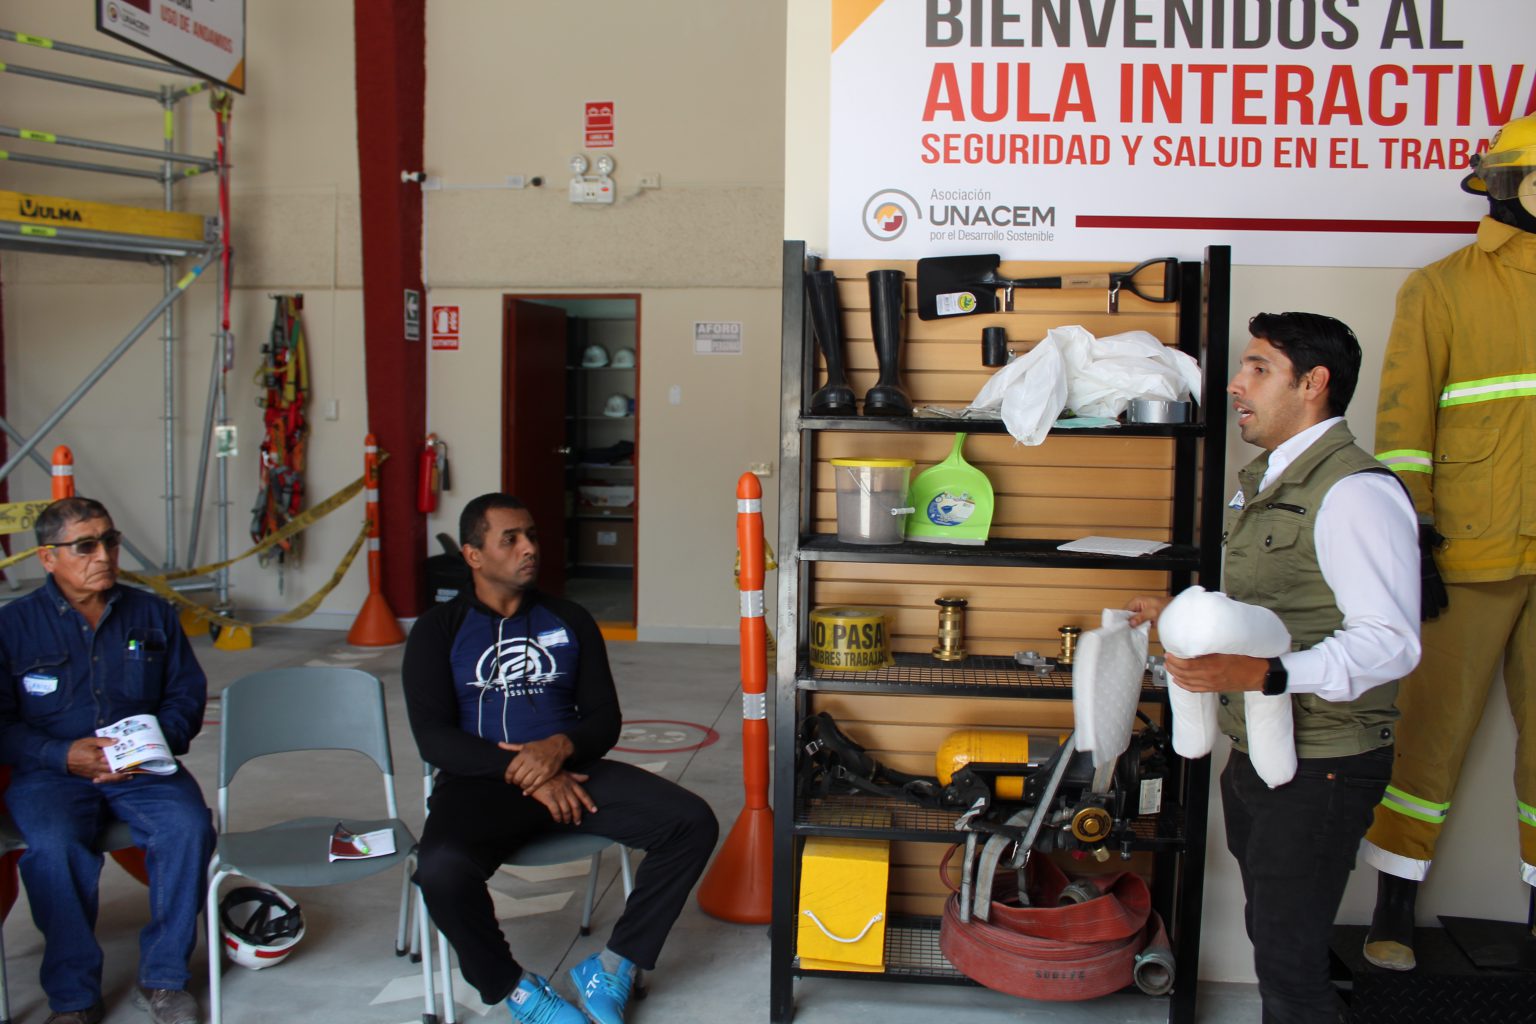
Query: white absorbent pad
[
  {"left": 1156, "top": 586, "right": 1297, "bottom": 787},
  {"left": 1073, "top": 609, "right": 1151, "bottom": 770}
]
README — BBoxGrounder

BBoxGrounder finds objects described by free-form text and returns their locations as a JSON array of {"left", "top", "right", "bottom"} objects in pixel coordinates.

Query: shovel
[{"left": 916, "top": 254, "right": 1179, "bottom": 320}]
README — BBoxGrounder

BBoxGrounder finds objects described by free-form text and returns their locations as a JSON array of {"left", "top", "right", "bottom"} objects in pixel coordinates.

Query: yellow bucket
[{"left": 809, "top": 607, "right": 892, "bottom": 672}]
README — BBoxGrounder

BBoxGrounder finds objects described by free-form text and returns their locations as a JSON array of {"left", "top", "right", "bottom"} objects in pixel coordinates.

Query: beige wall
[
  {"left": 784, "top": 0, "right": 1527, "bottom": 988},
  {"left": 1, "top": 0, "right": 785, "bottom": 640}
]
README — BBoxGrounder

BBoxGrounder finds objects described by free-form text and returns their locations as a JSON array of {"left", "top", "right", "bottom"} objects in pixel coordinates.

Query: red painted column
[{"left": 353, "top": 0, "right": 427, "bottom": 615}]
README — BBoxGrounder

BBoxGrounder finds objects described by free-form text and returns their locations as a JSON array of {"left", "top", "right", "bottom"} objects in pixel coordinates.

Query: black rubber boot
[
  {"left": 864, "top": 269, "right": 913, "bottom": 417},
  {"left": 1363, "top": 871, "right": 1419, "bottom": 970},
  {"left": 805, "top": 271, "right": 856, "bottom": 416}
]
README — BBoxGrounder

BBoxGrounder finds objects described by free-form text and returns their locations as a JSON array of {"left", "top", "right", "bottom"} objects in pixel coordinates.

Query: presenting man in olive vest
[{"left": 1131, "top": 312, "right": 1421, "bottom": 1024}]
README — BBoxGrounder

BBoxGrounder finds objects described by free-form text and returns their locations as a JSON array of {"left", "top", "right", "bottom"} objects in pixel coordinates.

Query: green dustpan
[{"left": 905, "top": 433, "right": 994, "bottom": 545}]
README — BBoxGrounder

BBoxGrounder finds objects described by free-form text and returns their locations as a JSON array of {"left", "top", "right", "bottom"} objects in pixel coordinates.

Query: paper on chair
[
  {"left": 1057, "top": 536, "right": 1170, "bottom": 557},
  {"left": 328, "top": 825, "right": 396, "bottom": 862}
]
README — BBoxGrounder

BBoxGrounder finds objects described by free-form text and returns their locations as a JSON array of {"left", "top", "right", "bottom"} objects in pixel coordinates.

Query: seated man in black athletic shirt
[{"left": 403, "top": 493, "right": 718, "bottom": 1024}]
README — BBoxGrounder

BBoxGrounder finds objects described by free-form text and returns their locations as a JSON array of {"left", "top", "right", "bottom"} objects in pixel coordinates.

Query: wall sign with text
[{"left": 828, "top": 0, "right": 1535, "bottom": 266}]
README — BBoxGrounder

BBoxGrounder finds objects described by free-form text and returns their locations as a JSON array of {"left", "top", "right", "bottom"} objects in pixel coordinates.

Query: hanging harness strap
[{"left": 250, "top": 295, "right": 310, "bottom": 566}]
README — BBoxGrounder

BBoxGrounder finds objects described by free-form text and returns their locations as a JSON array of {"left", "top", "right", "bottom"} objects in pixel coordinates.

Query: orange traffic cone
[
  {"left": 697, "top": 472, "right": 774, "bottom": 923},
  {"left": 348, "top": 433, "right": 405, "bottom": 646}
]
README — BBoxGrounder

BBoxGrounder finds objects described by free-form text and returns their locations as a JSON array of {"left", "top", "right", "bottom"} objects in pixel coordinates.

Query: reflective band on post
[
  {"left": 1379, "top": 785, "right": 1450, "bottom": 825},
  {"left": 1519, "top": 800, "right": 1536, "bottom": 829},
  {"left": 737, "top": 497, "right": 761, "bottom": 514},
  {"left": 368, "top": 537, "right": 380, "bottom": 551},
  {"left": 52, "top": 465, "right": 73, "bottom": 477},
  {"left": 20, "top": 225, "right": 54, "bottom": 237},
  {"left": 20, "top": 129, "right": 55, "bottom": 143},
  {"left": 17, "top": 34, "right": 53, "bottom": 48},
  {"left": 1439, "top": 373, "right": 1536, "bottom": 408},
  {"left": 1376, "top": 449, "right": 1433, "bottom": 474},
  {"left": 743, "top": 692, "right": 767, "bottom": 720},
  {"left": 740, "top": 590, "right": 764, "bottom": 618},
  {"left": 366, "top": 489, "right": 379, "bottom": 503}
]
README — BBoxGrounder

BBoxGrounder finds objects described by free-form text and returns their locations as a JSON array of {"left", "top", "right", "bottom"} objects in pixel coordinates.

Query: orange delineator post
[
  {"left": 697, "top": 471, "right": 774, "bottom": 923},
  {"left": 51, "top": 445, "right": 75, "bottom": 499},
  {"left": 347, "top": 433, "right": 405, "bottom": 646}
]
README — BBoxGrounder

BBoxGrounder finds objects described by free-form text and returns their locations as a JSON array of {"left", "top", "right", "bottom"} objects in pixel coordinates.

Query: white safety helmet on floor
[
  {"left": 611, "top": 347, "right": 636, "bottom": 369},
  {"left": 581, "top": 344, "right": 611, "bottom": 368},
  {"left": 603, "top": 393, "right": 632, "bottom": 418},
  {"left": 220, "top": 885, "right": 305, "bottom": 970}
]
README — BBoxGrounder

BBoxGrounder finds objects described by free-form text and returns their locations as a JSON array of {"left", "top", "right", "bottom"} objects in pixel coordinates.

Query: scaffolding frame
[{"left": 0, "top": 26, "right": 231, "bottom": 602}]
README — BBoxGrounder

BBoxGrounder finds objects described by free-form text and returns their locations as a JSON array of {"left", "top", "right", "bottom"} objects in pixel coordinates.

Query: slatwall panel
[{"left": 800, "top": 257, "right": 1189, "bottom": 925}]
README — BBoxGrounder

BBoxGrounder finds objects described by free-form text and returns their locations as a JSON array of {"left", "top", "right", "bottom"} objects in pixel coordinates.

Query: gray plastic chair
[
  {"left": 0, "top": 813, "right": 136, "bottom": 1024},
  {"left": 415, "top": 763, "right": 633, "bottom": 1024},
  {"left": 204, "top": 667, "right": 437, "bottom": 1024}
]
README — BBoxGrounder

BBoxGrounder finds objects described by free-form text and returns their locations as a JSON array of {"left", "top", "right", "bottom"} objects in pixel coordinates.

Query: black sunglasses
[{"left": 46, "top": 529, "right": 124, "bottom": 557}]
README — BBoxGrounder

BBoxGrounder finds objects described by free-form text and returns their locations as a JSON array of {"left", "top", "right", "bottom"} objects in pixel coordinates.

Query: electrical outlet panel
[
  {"left": 569, "top": 175, "right": 615, "bottom": 204},
  {"left": 638, "top": 173, "right": 661, "bottom": 189}
]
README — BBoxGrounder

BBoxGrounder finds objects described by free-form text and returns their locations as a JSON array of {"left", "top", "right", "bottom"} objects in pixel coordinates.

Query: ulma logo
[
  {"left": 19, "top": 197, "right": 83, "bottom": 224},
  {"left": 862, "top": 189, "right": 920, "bottom": 242}
]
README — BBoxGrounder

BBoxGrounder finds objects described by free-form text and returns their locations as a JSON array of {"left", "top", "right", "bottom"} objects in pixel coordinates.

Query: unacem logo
[
  {"left": 861, "top": 189, "right": 921, "bottom": 242},
  {"left": 19, "top": 197, "right": 84, "bottom": 224}
]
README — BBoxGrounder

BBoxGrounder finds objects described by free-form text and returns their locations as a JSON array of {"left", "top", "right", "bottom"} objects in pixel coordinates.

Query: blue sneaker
[
  {"left": 568, "top": 953, "right": 636, "bottom": 1024},
  {"left": 505, "top": 973, "right": 586, "bottom": 1024}
]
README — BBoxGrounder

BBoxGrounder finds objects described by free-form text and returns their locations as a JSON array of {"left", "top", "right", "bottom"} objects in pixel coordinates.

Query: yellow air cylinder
[{"left": 935, "top": 729, "right": 1062, "bottom": 801}]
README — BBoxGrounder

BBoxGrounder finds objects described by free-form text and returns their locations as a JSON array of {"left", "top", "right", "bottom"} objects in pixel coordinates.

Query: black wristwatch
[{"left": 1262, "top": 656, "right": 1289, "bottom": 696}]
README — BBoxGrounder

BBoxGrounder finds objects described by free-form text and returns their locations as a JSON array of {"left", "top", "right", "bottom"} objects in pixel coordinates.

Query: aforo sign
[
  {"left": 430, "top": 305, "right": 460, "bottom": 351},
  {"left": 585, "top": 102, "right": 615, "bottom": 148}
]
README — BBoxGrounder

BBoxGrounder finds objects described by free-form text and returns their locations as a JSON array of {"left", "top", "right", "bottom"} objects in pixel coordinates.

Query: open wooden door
[{"left": 502, "top": 298, "right": 569, "bottom": 595}]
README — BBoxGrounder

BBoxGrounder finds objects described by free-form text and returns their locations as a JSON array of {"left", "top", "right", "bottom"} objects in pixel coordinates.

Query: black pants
[
  {"left": 415, "top": 759, "right": 719, "bottom": 1006},
  {"left": 1222, "top": 746, "right": 1392, "bottom": 1024}
]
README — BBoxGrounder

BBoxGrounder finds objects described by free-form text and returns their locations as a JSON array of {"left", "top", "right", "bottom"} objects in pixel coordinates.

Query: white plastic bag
[
  {"left": 967, "top": 331, "right": 1068, "bottom": 445},
  {"left": 1073, "top": 609, "right": 1151, "bottom": 770},
  {"left": 1056, "top": 327, "right": 1203, "bottom": 420},
  {"left": 1156, "top": 586, "right": 1296, "bottom": 787}
]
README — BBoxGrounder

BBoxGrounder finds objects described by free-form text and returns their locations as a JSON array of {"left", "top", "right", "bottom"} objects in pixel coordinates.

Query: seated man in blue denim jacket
[{"left": 0, "top": 497, "right": 213, "bottom": 1024}]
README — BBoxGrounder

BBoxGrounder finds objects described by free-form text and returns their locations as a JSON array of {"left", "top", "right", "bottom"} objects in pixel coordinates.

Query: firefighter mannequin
[{"left": 1360, "top": 113, "right": 1536, "bottom": 971}]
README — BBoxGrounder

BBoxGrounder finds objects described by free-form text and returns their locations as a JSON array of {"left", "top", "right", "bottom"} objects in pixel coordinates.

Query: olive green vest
[{"left": 1217, "top": 421, "right": 1400, "bottom": 758}]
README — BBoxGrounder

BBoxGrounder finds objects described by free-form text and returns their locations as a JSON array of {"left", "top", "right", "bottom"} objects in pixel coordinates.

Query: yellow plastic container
[
  {"left": 830, "top": 457, "right": 914, "bottom": 544},
  {"left": 797, "top": 836, "right": 890, "bottom": 972}
]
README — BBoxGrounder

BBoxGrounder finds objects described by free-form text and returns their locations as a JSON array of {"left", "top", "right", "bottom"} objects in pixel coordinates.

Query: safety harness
[{"left": 250, "top": 295, "right": 310, "bottom": 572}]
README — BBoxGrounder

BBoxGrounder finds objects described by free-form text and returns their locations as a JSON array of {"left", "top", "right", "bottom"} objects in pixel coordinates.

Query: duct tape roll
[{"left": 809, "top": 607, "right": 892, "bottom": 672}]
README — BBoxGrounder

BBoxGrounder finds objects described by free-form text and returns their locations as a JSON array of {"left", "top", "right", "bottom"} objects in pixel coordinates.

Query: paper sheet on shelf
[{"left": 1057, "top": 536, "right": 1170, "bottom": 557}]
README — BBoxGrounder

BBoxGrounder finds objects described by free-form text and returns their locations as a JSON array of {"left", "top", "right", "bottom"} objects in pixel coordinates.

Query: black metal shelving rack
[{"left": 768, "top": 241, "right": 1231, "bottom": 1022}]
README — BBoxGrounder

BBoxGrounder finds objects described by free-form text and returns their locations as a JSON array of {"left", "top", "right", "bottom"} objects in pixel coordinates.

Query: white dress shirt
[{"left": 1247, "top": 417, "right": 1422, "bottom": 701}]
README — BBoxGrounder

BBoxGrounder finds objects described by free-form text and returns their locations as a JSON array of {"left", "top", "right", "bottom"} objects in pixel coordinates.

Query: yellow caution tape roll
[{"left": 809, "top": 607, "right": 892, "bottom": 672}]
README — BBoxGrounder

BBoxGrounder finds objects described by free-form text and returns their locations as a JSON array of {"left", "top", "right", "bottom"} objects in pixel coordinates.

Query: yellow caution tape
[
  {"left": 125, "top": 517, "right": 370, "bottom": 631},
  {"left": 0, "top": 452, "right": 389, "bottom": 627},
  {"left": 153, "top": 458, "right": 379, "bottom": 582},
  {"left": 0, "top": 544, "right": 43, "bottom": 574},
  {"left": 0, "top": 499, "right": 55, "bottom": 537}
]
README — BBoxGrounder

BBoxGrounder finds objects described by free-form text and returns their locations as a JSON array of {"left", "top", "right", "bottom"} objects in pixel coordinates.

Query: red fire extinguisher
[{"left": 417, "top": 434, "right": 450, "bottom": 513}]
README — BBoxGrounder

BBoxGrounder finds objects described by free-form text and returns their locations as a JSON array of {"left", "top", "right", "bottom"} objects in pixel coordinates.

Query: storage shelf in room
[{"left": 796, "top": 534, "right": 1200, "bottom": 571}]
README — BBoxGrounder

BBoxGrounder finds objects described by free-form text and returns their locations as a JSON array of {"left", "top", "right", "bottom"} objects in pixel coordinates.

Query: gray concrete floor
[{"left": 0, "top": 628, "right": 1260, "bottom": 1023}]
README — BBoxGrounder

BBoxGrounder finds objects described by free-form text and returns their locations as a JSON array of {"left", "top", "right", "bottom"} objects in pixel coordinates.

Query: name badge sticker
[
  {"left": 1229, "top": 489, "right": 1246, "bottom": 510},
  {"left": 23, "top": 673, "right": 58, "bottom": 696},
  {"left": 536, "top": 628, "right": 570, "bottom": 648}
]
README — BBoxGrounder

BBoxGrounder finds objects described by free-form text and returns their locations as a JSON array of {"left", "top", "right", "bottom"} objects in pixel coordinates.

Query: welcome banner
[{"left": 828, "top": 0, "right": 1536, "bottom": 265}]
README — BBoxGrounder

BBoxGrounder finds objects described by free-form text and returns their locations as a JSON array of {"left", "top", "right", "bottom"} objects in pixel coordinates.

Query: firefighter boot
[
  {"left": 806, "top": 270, "right": 856, "bottom": 416},
  {"left": 864, "top": 269, "right": 913, "bottom": 417},
  {"left": 1363, "top": 871, "right": 1418, "bottom": 970}
]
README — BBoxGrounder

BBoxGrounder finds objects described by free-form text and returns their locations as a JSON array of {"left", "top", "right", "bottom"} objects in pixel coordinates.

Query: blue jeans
[
  {"left": 1222, "top": 746, "right": 1393, "bottom": 1024},
  {"left": 7, "top": 767, "right": 214, "bottom": 1012}
]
